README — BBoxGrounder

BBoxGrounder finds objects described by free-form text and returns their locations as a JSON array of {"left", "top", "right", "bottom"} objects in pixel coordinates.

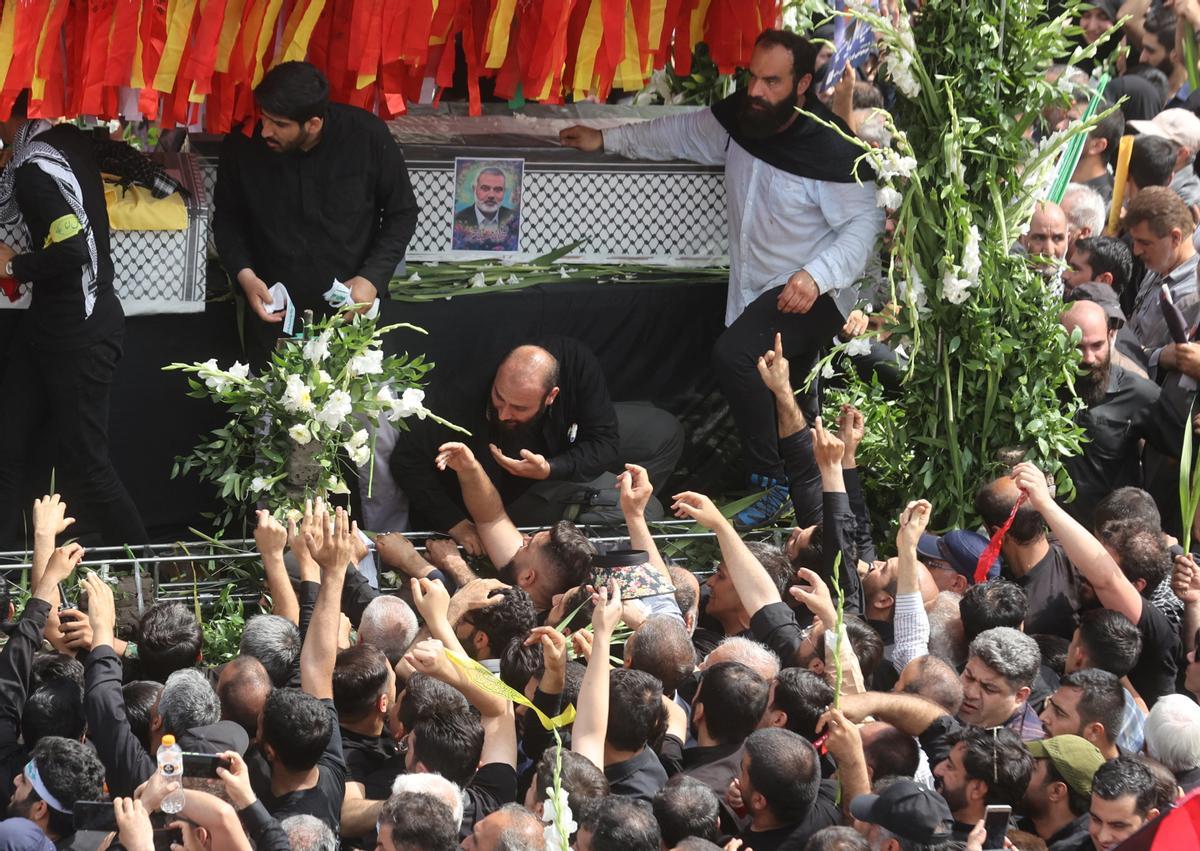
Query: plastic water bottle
[{"left": 157, "top": 735, "right": 185, "bottom": 813}]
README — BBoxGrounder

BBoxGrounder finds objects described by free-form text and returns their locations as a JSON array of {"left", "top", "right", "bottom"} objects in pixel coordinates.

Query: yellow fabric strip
[
  {"left": 484, "top": 0, "right": 519, "bottom": 70},
  {"left": 44, "top": 214, "right": 83, "bottom": 248},
  {"left": 214, "top": 0, "right": 247, "bottom": 74},
  {"left": 0, "top": 0, "right": 19, "bottom": 95},
  {"left": 445, "top": 649, "right": 577, "bottom": 731},
  {"left": 646, "top": 0, "right": 667, "bottom": 68},
  {"left": 131, "top": 0, "right": 147, "bottom": 88},
  {"left": 250, "top": 0, "right": 286, "bottom": 87},
  {"left": 572, "top": 0, "right": 604, "bottom": 100},
  {"left": 614, "top": 1, "right": 642, "bottom": 91},
  {"left": 29, "top": 0, "right": 61, "bottom": 100},
  {"left": 104, "top": 183, "right": 188, "bottom": 231},
  {"left": 281, "top": 0, "right": 328, "bottom": 64},
  {"left": 153, "top": 0, "right": 200, "bottom": 93}
]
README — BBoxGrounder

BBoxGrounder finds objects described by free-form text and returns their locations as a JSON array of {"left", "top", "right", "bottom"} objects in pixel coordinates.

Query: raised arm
[
  {"left": 814, "top": 419, "right": 865, "bottom": 616},
  {"left": 30, "top": 494, "right": 76, "bottom": 609},
  {"left": 255, "top": 510, "right": 300, "bottom": 625},
  {"left": 618, "top": 464, "right": 670, "bottom": 579},
  {"left": 837, "top": 690, "right": 948, "bottom": 739},
  {"left": 840, "top": 406, "right": 877, "bottom": 565},
  {"left": 892, "top": 500, "right": 932, "bottom": 672},
  {"left": 571, "top": 581, "right": 622, "bottom": 770},
  {"left": 301, "top": 508, "right": 355, "bottom": 700},
  {"left": 671, "top": 491, "right": 781, "bottom": 617},
  {"left": 1012, "top": 462, "right": 1144, "bottom": 624},
  {"left": 436, "top": 442, "right": 524, "bottom": 568}
]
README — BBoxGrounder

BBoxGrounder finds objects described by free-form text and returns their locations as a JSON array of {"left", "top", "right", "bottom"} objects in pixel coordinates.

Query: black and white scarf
[{"left": 0, "top": 120, "right": 99, "bottom": 317}]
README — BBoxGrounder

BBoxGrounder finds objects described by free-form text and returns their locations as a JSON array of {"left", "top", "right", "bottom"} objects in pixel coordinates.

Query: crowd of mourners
[{"left": 15, "top": 1, "right": 1200, "bottom": 851}]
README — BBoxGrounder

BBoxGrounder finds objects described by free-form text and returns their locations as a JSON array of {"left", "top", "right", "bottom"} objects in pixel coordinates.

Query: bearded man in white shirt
[{"left": 562, "top": 29, "right": 884, "bottom": 528}]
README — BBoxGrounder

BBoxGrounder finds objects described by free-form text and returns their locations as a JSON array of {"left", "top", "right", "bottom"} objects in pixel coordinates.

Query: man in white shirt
[{"left": 561, "top": 29, "right": 883, "bottom": 527}]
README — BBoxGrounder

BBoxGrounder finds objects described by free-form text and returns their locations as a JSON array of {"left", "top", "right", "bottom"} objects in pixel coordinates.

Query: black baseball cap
[{"left": 850, "top": 779, "right": 954, "bottom": 843}]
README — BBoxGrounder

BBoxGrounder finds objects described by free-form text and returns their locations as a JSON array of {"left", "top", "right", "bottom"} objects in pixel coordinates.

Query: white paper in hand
[{"left": 266, "top": 283, "right": 296, "bottom": 335}]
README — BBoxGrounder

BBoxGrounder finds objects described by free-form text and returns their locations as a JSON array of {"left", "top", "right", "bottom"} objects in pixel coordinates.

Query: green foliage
[
  {"left": 200, "top": 584, "right": 250, "bottom": 665},
  {"left": 800, "top": 0, "right": 1114, "bottom": 529}
]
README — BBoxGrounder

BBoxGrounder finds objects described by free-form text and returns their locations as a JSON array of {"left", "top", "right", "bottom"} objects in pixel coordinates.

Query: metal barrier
[{"left": 0, "top": 521, "right": 794, "bottom": 615}]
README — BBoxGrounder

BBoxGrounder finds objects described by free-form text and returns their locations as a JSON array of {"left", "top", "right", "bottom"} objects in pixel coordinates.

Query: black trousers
[
  {"left": 505, "top": 402, "right": 685, "bottom": 527},
  {"left": 713, "top": 286, "right": 843, "bottom": 480},
  {"left": 0, "top": 331, "right": 148, "bottom": 548}
]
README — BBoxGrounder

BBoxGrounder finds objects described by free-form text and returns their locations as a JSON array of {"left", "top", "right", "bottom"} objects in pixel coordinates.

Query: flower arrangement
[
  {"left": 165, "top": 313, "right": 460, "bottom": 529},
  {"left": 795, "top": 0, "right": 1116, "bottom": 528}
]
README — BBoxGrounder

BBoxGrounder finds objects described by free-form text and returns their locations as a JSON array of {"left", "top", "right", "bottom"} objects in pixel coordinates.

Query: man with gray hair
[
  {"left": 280, "top": 814, "right": 336, "bottom": 851},
  {"left": 700, "top": 636, "right": 780, "bottom": 681},
  {"left": 1061, "top": 182, "right": 1107, "bottom": 257},
  {"left": 157, "top": 668, "right": 221, "bottom": 735},
  {"left": 358, "top": 595, "right": 419, "bottom": 666},
  {"left": 958, "top": 626, "right": 1043, "bottom": 740},
  {"left": 1144, "top": 694, "right": 1200, "bottom": 791},
  {"left": 391, "top": 772, "right": 465, "bottom": 829},
  {"left": 239, "top": 613, "right": 302, "bottom": 687},
  {"left": 461, "top": 802, "right": 545, "bottom": 851}
]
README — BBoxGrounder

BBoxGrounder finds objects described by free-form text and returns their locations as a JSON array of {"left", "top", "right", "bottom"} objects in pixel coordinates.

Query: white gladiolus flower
[
  {"left": 875, "top": 150, "right": 917, "bottom": 181},
  {"left": 845, "top": 337, "right": 873, "bottom": 358},
  {"left": 281, "top": 375, "right": 315, "bottom": 414},
  {"left": 250, "top": 476, "right": 268, "bottom": 493},
  {"left": 884, "top": 19, "right": 922, "bottom": 99},
  {"left": 288, "top": 423, "right": 314, "bottom": 445},
  {"left": 348, "top": 429, "right": 369, "bottom": 448},
  {"left": 469, "top": 272, "right": 487, "bottom": 288},
  {"left": 904, "top": 265, "right": 929, "bottom": 314},
  {"left": 316, "top": 390, "right": 353, "bottom": 430},
  {"left": 227, "top": 361, "right": 250, "bottom": 381},
  {"left": 303, "top": 330, "right": 332, "bottom": 363},
  {"left": 821, "top": 361, "right": 836, "bottom": 379},
  {"left": 327, "top": 478, "right": 351, "bottom": 495},
  {"left": 542, "top": 789, "right": 576, "bottom": 851},
  {"left": 962, "top": 225, "right": 982, "bottom": 283},
  {"left": 408, "top": 272, "right": 422, "bottom": 282},
  {"left": 875, "top": 185, "right": 904, "bottom": 210},
  {"left": 389, "top": 387, "right": 427, "bottom": 421},
  {"left": 347, "top": 348, "right": 384, "bottom": 377},
  {"left": 315, "top": 370, "right": 332, "bottom": 386},
  {"left": 942, "top": 269, "right": 974, "bottom": 305}
]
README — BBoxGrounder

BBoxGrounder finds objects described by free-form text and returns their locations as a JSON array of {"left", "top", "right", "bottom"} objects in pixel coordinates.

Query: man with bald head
[
  {"left": 391, "top": 336, "right": 683, "bottom": 543},
  {"left": 1059, "top": 300, "right": 1159, "bottom": 525},
  {"left": 1019, "top": 200, "right": 1070, "bottom": 277},
  {"left": 217, "top": 655, "right": 273, "bottom": 740}
]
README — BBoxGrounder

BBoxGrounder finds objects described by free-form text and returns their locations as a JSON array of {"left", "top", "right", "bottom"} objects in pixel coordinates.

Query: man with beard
[
  {"left": 213, "top": 61, "right": 419, "bottom": 366},
  {"left": 1128, "top": 109, "right": 1200, "bottom": 206},
  {"left": 1058, "top": 300, "right": 1159, "bottom": 526},
  {"left": 391, "top": 338, "right": 683, "bottom": 548},
  {"left": 1125, "top": 186, "right": 1199, "bottom": 364},
  {"left": 1138, "top": 8, "right": 1189, "bottom": 110},
  {"left": 560, "top": 28, "right": 883, "bottom": 529},
  {"left": 6, "top": 736, "right": 105, "bottom": 847},
  {"left": 453, "top": 166, "right": 519, "bottom": 251},
  {"left": 1018, "top": 735, "right": 1105, "bottom": 851},
  {"left": 1018, "top": 201, "right": 1070, "bottom": 279}
]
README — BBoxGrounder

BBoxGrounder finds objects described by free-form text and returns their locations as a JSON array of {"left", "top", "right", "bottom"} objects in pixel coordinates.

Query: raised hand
[
  {"left": 1172, "top": 553, "right": 1200, "bottom": 603},
  {"left": 435, "top": 442, "right": 479, "bottom": 474},
  {"left": 618, "top": 464, "right": 654, "bottom": 518},
  {"left": 756, "top": 332, "right": 792, "bottom": 396},
  {"left": 404, "top": 638, "right": 454, "bottom": 679},
  {"left": 447, "top": 578, "right": 509, "bottom": 622},
  {"left": 446, "top": 520, "right": 485, "bottom": 557},
  {"left": 375, "top": 532, "right": 430, "bottom": 577},
  {"left": 789, "top": 567, "right": 837, "bottom": 629},
  {"left": 896, "top": 499, "right": 933, "bottom": 553},
  {"left": 812, "top": 417, "right": 846, "bottom": 471},
  {"left": 303, "top": 506, "right": 357, "bottom": 576},
  {"left": 670, "top": 491, "right": 727, "bottom": 531},
  {"left": 590, "top": 579, "right": 622, "bottom": 640},
  {"left": 815, "top": 707, "right": 864, "bottom": 765},
  {"left": 410, "top": 576, "right": 452, "bottom": 626},
  {"left": 253, "top": 509, "right": 287, "bottom": 559},
  {"left": 526, "top": 626, "right": 567, "bottom": 691},
  {"left": 838, "top": 405, "right": 866, "bottom": 464},
  {"left": 489, "top": 444, "right": 551, "bottom": 480},
  {"left": 83, "top": 571, "right": 117, "bottom": 648},
  {"left": 32, "top": 493, "right": 75, "bottom": 544},
  {"left": 42, "top": 542, "right": 85, "bottom": 588},
  {"left": 113, "top": 797, "right": 154, "bottom": 851},
  {"left": 1011, "top": 461, "right": 1052, "bottom": 511}
]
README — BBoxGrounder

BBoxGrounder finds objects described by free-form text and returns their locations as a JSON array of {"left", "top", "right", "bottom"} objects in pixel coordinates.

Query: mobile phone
[
  {"left": 983, "top": 804, "right": 1012, "bottom": 849},
  {"left": 182, "top": 752, "right": 231, "bottom": 778},
  {"left": 73, "top": 800, "right": 117, "bottom": 833},
  {"left": 153, "top": 827, "right": 183, "bottom": 851}
]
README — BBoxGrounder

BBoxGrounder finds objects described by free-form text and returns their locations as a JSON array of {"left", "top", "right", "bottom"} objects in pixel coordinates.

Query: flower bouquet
[{"left": 165, "top": 313, "right": 461, "bottom": 529}]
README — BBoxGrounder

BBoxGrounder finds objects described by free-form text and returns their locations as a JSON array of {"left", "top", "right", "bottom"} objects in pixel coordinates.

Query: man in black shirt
[
  {"left": 250, "top": 509, "right": 353, "bottom": 836},
  {"left": 0, "top": 91, "right": 146, "bottom": 548},
  {"left": 390, "top": 337, "right": 683, "bottom": 544},
  {"left": 213, "top": 61, "right": 418, "bottom": 364},
  {"left": 1059, "top": 301, "right": 1159, "bottom": 526}
]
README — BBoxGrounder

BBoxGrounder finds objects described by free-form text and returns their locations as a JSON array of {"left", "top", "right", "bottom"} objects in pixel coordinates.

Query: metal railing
[{"left": 0, "top": 521, "right": 792, "bottom": 613}]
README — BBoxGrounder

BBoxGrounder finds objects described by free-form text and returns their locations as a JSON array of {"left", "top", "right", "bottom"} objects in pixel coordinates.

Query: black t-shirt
[
  {"left": 460, "top": 762, "right": 518, "bottom": 838},
  {"left": 1131, "top": 600, "right": 1179, "bottom": 707},
  {"left": 739, "top": 780, "right": 841, "bottom": 851},
  {"left": 259, "top": 700, "right": 347, "bottom": 837},
  {"left": 340, "top": 727, "right": 404, "bottom": 800},
  {"left": 605, "top": 747, "right": 668, "bottom": 804},
  {"left": 1006, "top": 544, "right": 1080, "bottom": 639}
]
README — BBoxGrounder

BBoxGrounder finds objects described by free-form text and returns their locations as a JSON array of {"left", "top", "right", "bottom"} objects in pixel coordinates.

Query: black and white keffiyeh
[{"left": 0, "top": 120, "right": 100, "bottom": 317}]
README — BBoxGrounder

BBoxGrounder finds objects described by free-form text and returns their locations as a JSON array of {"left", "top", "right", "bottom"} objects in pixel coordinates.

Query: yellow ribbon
[
  {"left": 44, "top": 214, "right": 82, "bottom": 248},
  {"left": 445, "top": 649, "right": 576, "bottom": 731}
]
